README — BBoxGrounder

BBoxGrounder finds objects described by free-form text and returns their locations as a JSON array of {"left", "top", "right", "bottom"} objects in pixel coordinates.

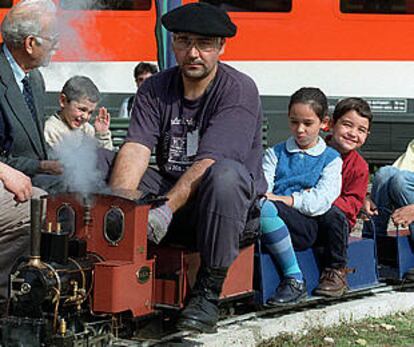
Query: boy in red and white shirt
[{"left": 315, "top": 97, "right": 372, "bottom": 297}]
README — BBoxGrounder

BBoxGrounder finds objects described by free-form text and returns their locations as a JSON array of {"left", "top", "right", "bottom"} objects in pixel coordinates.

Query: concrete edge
[{"left": 180, "top": 291, "right": 414, "bottom": 346}]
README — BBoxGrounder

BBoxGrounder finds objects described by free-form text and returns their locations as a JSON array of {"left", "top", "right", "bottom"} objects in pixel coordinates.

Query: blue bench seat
[{"left": 254, "top": 236, "right": 379, "bottom": 305}]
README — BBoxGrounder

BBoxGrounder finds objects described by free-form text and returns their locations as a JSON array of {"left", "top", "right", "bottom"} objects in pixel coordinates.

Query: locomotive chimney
[
  {"left": 83, "top": 196, "right": 92, "bottom": 225},
  {"left": 28, "top": 198, "right": 44, "bottom": 268}
]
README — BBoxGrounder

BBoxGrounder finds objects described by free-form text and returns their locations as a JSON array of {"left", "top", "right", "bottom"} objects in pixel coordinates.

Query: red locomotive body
[
  {"left": 45, "top": 192, "right": 254, "bottom": 317},
  {"left": 46, "top": 193, "right": 155, "bottom": 317}
]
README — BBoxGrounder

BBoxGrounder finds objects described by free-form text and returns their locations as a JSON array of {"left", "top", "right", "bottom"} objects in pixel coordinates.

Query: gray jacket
[{"left": 0, "top": 44, "right": 48, "bottom": 176}]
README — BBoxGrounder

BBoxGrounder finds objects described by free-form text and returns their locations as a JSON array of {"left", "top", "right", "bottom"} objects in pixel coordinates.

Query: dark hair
[
  {"left": 61, "top": 76, "right": 100, "bottom": 104},
  {"left": 333, "top": 97, "right": 373, "bottom": 129},
  {"left": 288, "top": 87, "right": 328, "bottom": 121},
  {"left": 133, "top": 62, "right": 158, "bottom": 79}
]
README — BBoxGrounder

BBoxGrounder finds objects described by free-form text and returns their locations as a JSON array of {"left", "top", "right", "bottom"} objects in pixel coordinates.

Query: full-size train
[
  {"left": 1, "top": 0, "right": 414, "bottom": 164},
  {"left": 1, "top": 191, "right": 413, "bottom": 346}
]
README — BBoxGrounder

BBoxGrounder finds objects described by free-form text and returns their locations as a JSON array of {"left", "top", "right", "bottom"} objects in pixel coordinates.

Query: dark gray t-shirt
[{"left": 126, "top": 62, "right": 266, "bottom": 194}]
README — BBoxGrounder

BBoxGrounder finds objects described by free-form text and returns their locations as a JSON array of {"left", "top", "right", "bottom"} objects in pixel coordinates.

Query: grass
[{"left": 258, "top": 310, "right": 414, "bottom": 347}]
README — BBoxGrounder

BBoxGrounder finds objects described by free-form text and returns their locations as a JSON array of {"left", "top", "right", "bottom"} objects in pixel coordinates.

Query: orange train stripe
[
  {"left": 0, "top": 0, "right": 414, "bottom": 61},
  {"left": 2, "top": 0, "right": 414, "bottom": 62}
]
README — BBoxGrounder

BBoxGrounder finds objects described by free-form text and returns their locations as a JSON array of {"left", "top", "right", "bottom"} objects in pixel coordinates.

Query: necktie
[{"left": 22, "top": 76, "right": 37, "bottom": 121}]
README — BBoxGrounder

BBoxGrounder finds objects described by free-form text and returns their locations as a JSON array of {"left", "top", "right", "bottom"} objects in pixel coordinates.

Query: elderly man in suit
[
  {"left": 0, "top": 0, "right": 63, "bottom": 192},
  {"left": 0, "top": 0, "right": 59, "bottom": 316}
]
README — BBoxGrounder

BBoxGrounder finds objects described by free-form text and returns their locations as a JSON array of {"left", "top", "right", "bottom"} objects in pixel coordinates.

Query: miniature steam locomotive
[{"left": 0, "top": 192, "right": 253, "bottom": 346}]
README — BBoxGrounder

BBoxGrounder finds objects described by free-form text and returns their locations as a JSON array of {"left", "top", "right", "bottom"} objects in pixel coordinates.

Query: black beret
[{"left": 161, "top": 3, "right": 237, "bottom": 38}]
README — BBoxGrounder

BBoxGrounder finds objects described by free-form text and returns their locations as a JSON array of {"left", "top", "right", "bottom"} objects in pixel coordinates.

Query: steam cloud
[{"left": 52, "top": 132, "right": 105, "bottom": 195}]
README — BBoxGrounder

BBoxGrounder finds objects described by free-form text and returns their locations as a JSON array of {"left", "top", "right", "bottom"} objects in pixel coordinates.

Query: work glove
[{"left": 147, "top": 203, "right": 173, "bottom": 244}]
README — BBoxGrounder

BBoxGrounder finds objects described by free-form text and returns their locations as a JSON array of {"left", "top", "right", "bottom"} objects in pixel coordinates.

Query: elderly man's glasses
[
  {"left": 34, "top": 35, "right": 59, "bottom": 48},
  {"left": 173, "top": 35, "right": 222, "bottom": 52}
]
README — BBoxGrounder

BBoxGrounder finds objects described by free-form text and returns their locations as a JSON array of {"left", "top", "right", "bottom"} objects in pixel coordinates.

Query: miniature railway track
[{"left": 110, "top": 281, "right": 414, "bottom": 346}]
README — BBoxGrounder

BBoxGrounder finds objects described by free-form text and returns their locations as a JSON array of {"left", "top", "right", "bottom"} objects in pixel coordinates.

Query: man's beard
[{"left": 181, "top": 60, "right": 211, "bottom": 80}]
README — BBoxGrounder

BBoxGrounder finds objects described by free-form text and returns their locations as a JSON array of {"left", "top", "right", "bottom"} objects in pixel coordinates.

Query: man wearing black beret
[{"left": 109, "top": 2, "right": 266, "bottom": 333}]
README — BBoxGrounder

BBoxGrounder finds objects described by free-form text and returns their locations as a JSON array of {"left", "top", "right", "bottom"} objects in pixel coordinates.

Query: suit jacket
[{"left": 0, "top": 44, "right": 48, "bottom": 176}]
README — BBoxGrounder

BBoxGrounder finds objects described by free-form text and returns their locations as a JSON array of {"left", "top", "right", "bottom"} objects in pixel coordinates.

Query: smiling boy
[
  {"left": 44, "top": 75, "right": 113, "bottom": 150},
  {"left": 314, "top": 97, "right": 372, "bottom": 297}
]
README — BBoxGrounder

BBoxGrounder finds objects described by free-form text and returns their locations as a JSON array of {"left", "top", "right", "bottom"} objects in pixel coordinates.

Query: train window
[
  {"left": 341, "top": 0, "right": 414, "bottom": 14},
  {"left": 104, "top": 207, "right": 125, "bottom": 246},
  {"left": 57, "top": 204, "right": 76, "bottom": 237},
  {"left": 60, "top": 0, "right": 151, "bottom": 11},
  {"left": 0, "top": 1, "right": 12, "bottom": 8},
  {"left": 200, "top": 0, "right": 292, "bottom": 12}
]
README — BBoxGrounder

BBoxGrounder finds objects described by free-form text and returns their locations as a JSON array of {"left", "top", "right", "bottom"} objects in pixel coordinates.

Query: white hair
[{"left": 1, "top": 0, "right": 57, "bottom": 47}]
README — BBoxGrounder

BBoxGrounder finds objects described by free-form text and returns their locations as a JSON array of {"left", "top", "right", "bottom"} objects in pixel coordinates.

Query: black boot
[{"left": 176, "top": 266, "right": 228, "bottom": 334}]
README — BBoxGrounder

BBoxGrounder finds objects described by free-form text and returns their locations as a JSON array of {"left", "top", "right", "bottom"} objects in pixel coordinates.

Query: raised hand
[{"left": 94, "top": 107, "right": 111, "bottom": 134}]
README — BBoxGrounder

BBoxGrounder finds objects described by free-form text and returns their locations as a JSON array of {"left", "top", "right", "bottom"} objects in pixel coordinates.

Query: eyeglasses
[
  {"left": 34, "top": 35, "right": 59, "bottom": 49},
  {"left": 172, "top": 35, "right": 222, "bottom": 52}
]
